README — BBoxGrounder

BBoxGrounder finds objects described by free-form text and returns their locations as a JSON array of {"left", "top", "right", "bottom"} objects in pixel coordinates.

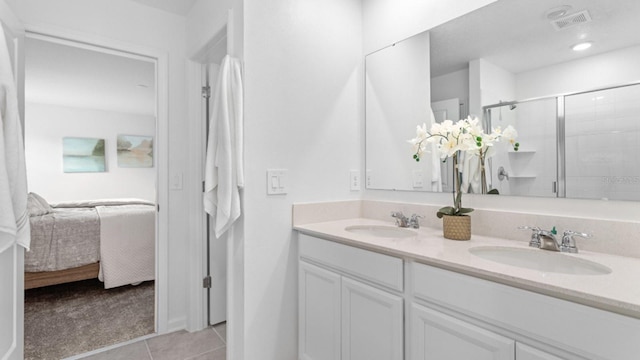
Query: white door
[
  {"left": 411, "top": 303, "right": 515, "bottom": 360},
  {"left": 341, "top": 277, "right": 403, "bottom": 360},
  {"left": 516, "top": 343, "right": 564, "bottom": 360},
  {"left": 0, "top": 4, "right": 24, "bottom": 360},
  {"left": 299, "top": 261, "right": 341, "bottom": 360}
]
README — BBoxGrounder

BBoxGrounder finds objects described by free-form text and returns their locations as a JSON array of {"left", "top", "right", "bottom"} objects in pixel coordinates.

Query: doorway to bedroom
[{"left": 22, "top": 34, "right": 158, "bottom": 359}]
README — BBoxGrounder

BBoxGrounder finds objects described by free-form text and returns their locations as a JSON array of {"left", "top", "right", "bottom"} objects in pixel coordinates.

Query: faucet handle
[
  {"left": 391, "top": 211, "right": 408, "bottom": 227},
  {"left": 518, "top": 226, "right": 542, "bottom": 248},
  {"left": 408, "top": 214, "right": 424, "bottom": 229},
  {"left": 561, "top": 230, "right": 592, "bottom": 253}
]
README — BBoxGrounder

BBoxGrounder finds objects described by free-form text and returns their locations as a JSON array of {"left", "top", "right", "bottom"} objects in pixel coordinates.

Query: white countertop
[{"left": 294, "top": 218, "right": 640, "bottom": 319}]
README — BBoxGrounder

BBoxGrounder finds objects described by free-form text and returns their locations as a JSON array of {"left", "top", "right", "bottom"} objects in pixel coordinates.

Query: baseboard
[{"left": 166, "top": 316, "right": 188, "bottom": 334}]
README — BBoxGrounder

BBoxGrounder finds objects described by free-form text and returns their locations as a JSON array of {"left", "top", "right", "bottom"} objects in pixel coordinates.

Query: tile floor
[{"left": 77, "top": 323, "right": 226, "bottom": 360}]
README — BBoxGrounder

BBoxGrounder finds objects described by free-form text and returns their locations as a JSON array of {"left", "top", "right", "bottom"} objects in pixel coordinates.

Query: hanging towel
[
  {"left": 204, "top": 55, "right": 244, "bottom": 238},
  {"left": 460, "top": 152, "right": 482, "bottom": 193},
  {"left": 429, "top": 108, "right": 442, "bottom": 192},
  {"left": 0, "top": 26, "right": 30, "bottom": 253}
]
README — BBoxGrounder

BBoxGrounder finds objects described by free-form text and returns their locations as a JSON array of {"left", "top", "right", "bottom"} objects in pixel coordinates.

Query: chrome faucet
[
  {"left": 391, "top": 211, "right": 423, "bottom": 228},
  {"left": 561, "top": 230, "right": 592, "bottom": 253},
  {"left": 520, "top": 226, "right": 591, "bottom": 253},
  {"left": 519, "top": 226, "right": 561, "bottom": 251},
  {"left": 538, "top": 230, "right": 561, "bottom": 251},
  {"left": 391, "top": 211, "right": 409, "bottom": 227}
]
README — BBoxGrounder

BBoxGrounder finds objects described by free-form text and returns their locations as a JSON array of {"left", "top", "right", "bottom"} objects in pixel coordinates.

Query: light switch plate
[
  {"left": 267, "top": 169, "right": 288, "bottom": 195},
  {"left": 350, "top": 170, "right": 360, "bottom": 191},
  {"left": 170, "top": 172, "right": 183, "bottom": 190}
]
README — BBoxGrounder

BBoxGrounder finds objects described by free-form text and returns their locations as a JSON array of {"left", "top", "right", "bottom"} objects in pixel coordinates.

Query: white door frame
[
  {"left": 184, "top": 16, "right": 229, "bottom": 333},
  {"left": 0, "top": 3, "right": 25, "bottom": 359},
  {"left": 185, "top": 9, "right": 245, "bottom": 360},
  {"left": 23, "top": 24, "right": 171, "bottom": 333}
]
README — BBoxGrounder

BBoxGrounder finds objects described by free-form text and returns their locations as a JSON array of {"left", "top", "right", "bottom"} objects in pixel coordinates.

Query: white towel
[
  {"left": 429, "top": 108, "right": 442, "bottom": 192},
  {"left": 204, "top": 55, "right": 244, "bottom": 238},
  {"left": 0, "top": 26, "right": 30, "bottom": 253},
  {"left": 460, "top": 152, "right": 483, "bottom": 194}
]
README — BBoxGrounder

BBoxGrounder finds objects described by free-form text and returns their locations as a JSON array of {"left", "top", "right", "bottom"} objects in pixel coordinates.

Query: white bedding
[
  {"left": 96, "top": 204, "right": 155, "bottom": 289},
  {"left": 53, "top": 198, "right": 155, "bottom": 208}
]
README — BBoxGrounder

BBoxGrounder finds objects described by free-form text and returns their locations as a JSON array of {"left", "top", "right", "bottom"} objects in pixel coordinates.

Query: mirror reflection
[{"left": 365, "top": 0, "right": 640, "bottom": 201}]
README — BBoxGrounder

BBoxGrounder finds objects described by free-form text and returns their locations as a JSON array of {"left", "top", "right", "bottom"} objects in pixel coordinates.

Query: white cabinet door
[
  {"left": 516, "top": 343, "right": 564, "bottom": 360},
  {"left": 299, "top": 261, "right": 341, "bottom": 360},
  {"left": 411, "top": 303, "right": 515, "bottom": 360},
  {"left": 341, "top": 277, "right": 403, "bottom": 360}
]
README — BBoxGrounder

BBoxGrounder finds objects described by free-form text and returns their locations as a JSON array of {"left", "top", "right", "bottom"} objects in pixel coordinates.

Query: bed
[{"left": 25, "top": 193, "right": 156, "bottom": 290}]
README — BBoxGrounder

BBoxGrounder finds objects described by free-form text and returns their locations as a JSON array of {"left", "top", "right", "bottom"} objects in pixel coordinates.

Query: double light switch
[{"left": 267, "top": 169, "right": 288, "bottom": 195}]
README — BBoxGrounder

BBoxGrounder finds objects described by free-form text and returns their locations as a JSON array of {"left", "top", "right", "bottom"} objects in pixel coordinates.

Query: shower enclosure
[{"left": 483, "top": 82, "right": 640, "bottom": 201}]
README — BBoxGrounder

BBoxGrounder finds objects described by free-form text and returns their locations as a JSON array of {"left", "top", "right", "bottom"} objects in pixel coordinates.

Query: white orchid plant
[{"left": 408, "top": 116, "right": 519, "bottom": 218}]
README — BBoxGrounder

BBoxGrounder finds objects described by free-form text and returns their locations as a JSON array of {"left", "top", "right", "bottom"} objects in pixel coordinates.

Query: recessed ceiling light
[{"left": 572, "top": 41, "right": 593, "bottom": 51}]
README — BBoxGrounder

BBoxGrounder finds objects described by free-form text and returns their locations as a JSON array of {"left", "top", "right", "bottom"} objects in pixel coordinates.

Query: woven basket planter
[{"left": 442, "top": 215, "right": 471, "bottom": 241}]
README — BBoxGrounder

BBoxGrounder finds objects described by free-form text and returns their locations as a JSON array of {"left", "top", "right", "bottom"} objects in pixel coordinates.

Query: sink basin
[
  {"left": 469, "top": 246, "right": 612, "bottom": 275},
  {"left": 345, "top": 225, "right": 416, "bottom": 238}
]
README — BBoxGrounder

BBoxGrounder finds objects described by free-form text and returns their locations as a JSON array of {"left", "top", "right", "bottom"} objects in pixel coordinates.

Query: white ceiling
[
  {"left": 430, "top": 0, "right": 640, "bottom": 77},
  {"left": 25, "top": 38, "right": 156, "bottom": 116},
  {"left": 129, "top": 0, "right": 197, "bottom": 16}
]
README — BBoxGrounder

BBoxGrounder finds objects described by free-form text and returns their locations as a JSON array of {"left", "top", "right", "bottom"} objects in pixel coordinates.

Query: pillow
[{"left": 27, "top": 192, "right": 53, "bottom": 217}]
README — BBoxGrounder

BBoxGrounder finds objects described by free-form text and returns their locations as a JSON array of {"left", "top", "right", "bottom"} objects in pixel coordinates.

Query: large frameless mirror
[{"left": 365, "top": 0, "right": 640, "bottom": 201}]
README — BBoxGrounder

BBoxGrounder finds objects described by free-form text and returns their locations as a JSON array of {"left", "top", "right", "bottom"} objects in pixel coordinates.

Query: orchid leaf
[{"left": 436, "top": 206, "right": 455, "bottom": 218}]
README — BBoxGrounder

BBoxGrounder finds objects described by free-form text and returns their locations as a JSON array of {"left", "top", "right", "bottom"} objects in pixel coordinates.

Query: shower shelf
[{"left": 508, "top": 149, "right": 536, "bottom": 154}]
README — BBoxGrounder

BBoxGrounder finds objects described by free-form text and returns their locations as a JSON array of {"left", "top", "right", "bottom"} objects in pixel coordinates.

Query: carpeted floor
[{"left": 24, "top": 279, "right": 154, "bottom": 360}]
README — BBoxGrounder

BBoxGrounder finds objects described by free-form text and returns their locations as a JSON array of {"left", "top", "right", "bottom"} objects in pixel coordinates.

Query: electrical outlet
[{"left": 412, "top": 170, "right": 424, "bottom": 188}]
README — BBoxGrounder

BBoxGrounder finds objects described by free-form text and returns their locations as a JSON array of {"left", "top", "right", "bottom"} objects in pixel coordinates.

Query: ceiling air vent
[{"left": 551, "top": 10, "right": 592, "bottom": 31}]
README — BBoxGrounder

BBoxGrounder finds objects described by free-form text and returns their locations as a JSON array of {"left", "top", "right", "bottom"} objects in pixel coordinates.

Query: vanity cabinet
[
  {"left": 410, "top": 302, "right": 566, "bottom": 360},
  {"left": 298, "top": 234, "right": 403, "bottom": 360},
  {"left": 516, "top": 343, "right": 564, "bottom": 360},
  {"left": 297, "top": 232, "right": 640, "bottom": 360},
  {"left": 411, "top": 262, "right": 640, "bottom": 360},
  {"left": 411, "top": 302, "right": 514, "bottom": 360}
]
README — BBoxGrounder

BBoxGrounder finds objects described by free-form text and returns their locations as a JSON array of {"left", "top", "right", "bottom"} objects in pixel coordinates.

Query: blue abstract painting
[{"left": 63, "top": 137, "right": 106, "bottom": 173}]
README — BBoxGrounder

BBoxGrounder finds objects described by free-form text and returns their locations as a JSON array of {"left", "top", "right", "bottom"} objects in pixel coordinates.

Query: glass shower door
[{"left": 564, "top": 84, "right": 640, "bottom": 201}]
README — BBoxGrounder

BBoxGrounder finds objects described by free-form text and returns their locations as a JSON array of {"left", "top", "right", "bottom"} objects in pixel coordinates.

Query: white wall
[
  {"left": 431, "top": 68, "right": 468, "bottom": 104},
  {"left": 25, "top": 102, "right": 155, "bottom": 203},
  {"left": 242, "top": 0, "right": 362, "bottom": 358},
  {"left": 7, "top": 0, "right": 190, "bottom": 331}
]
